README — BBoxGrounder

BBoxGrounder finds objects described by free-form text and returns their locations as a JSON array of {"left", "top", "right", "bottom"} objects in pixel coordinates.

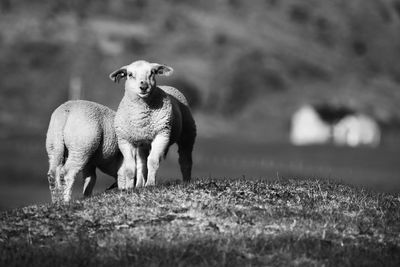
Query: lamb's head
[{"left": 109, "top": 60, "right": 173, "bottom": 99}]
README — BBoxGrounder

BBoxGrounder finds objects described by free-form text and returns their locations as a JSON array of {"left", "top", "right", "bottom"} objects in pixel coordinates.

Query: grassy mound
[{"left": 1, "top": 178, "right": 399, "bottom": 266}]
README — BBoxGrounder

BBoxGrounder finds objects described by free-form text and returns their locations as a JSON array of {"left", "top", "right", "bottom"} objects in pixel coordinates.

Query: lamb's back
[
  {"left": 62, "top": 100, "right": 118, "bottom": 162},
  {"left": 159, "top": 86, "right": 189, "bottom": 107}
]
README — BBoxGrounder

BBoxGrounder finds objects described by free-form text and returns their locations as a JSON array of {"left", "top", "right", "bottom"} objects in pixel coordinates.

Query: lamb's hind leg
[
  {"left": 47, "top": 164, "right": 60, "bottom": 203},
  {"left": 178, "top": 142, "right": 194, "bottom": 183},
  {"left": 82, "top": 166, "right": 96, "bottom": 198},
  {"left": 59, "top": 152, "right": 86, "bottom": 203},
  {"left": 177, "top": 123, "right": 195, "bottom": 183},
  {"left": 47, "top": 153, "right": 63, "bottom": 203}
]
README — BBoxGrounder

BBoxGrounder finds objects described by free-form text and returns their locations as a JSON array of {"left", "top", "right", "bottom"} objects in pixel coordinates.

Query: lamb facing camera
[{"left": 110, "top": 60, "right": 196, "bottom": 188}]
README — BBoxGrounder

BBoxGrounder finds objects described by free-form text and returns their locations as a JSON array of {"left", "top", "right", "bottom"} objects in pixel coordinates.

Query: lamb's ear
[
  {"left": 109, "top": 67, "right": 128, "bottom": 83},
  {"left": 151, "top": 64, "right": 174, "bottom": 76}
]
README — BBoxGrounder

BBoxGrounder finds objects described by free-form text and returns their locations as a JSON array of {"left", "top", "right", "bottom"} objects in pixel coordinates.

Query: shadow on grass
[{"left": 1, "top": 232, "right": 399, "bottom": 267}]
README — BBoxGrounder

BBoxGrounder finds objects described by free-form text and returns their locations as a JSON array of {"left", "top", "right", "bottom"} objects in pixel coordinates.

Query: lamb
[
  {"left": 109, "top": 60, "right": 196, "bottom": 188},
  {"left": 45, "top": 100, "right": 122, "bottom": 203}
]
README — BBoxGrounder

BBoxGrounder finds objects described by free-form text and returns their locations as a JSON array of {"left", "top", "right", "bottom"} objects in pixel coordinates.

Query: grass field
[{"left": 1, "top": 178, "right": 399, "bottom": 266}]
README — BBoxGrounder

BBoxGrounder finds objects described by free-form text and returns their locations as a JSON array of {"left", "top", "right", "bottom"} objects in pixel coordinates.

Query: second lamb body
[
  {"left": 46, "top": 100, "right": 122, "bottom": 202},
  {"left": 110, "top": 60, "right": 196, "bottom": 188}
]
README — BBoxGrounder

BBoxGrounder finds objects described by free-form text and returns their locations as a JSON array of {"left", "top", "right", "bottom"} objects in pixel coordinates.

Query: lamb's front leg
[
  {"left": 136, "top": 146, "right": 149, "bottom": 187},
  {"left": 146, "top": 134, "right": 169, "bottom": 187},
  {"left": 117, "top": 140, "right": 136, "bottom": 190}
]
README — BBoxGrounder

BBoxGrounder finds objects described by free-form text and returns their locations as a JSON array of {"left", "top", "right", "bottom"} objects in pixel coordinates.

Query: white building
[
  {"left": 290, "top": 105, "right": 381, "bottom": 147},
  {"left": 333, "top": 114, "right": 381, "bottom": 147},
  {"left": 290, "top": 105, "right": 332, "bottom": 145}
]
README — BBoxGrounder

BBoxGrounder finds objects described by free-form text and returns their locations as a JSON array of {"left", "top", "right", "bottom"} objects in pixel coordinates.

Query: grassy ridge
[{"left": 1, "top": 178, "right": 399, "bottom": 266}]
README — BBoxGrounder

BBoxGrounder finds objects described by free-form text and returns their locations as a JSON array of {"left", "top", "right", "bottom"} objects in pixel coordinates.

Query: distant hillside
[{"left": 1, "top": 0, "right": 400, "bottom": 140}]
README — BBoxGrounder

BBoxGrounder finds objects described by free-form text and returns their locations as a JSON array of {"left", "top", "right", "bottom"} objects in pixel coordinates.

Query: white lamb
[
  {"left": 109, "top": 60, "right": 196, "bottom": 188},
  {"left": 45, "top": 100, "right": 122, "bottom": 203},
  {"left": 333, "top": 114, "right": 381, "bottom": 147}
]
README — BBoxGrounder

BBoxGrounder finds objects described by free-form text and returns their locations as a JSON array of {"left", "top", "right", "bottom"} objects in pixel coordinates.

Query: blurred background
[{"left": 1, "top": 0, "right": 400, "bottom": 210}]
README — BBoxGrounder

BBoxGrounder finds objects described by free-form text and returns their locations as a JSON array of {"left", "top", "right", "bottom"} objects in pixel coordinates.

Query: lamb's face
[{"left": 110, "top": 60, "right": 173, "bottom": 99}]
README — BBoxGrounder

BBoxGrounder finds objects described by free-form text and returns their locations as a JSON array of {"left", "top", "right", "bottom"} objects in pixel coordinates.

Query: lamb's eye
[{"left": 128, "top": 73, "right": 135, "bottom": 78}]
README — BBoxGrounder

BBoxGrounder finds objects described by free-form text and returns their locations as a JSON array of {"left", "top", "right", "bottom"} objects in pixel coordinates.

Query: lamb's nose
[{"left": 140, "top": 81, "right": 149, "bottom": 90}]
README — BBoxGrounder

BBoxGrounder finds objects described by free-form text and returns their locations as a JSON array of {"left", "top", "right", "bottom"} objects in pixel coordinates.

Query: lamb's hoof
[
  {"left": 126, "top": 180, "right": 135, "bottom": 189},
  {"left": 121, "top": 170, "right": 135, "bottom": 189},
  {"left": 145, "top": 181, "right": 155, "bottom": 187},
  {"left": 51, "top": 190, "right": 63, "bottom": 205},
  {"left": 136, "top": 182, "right": 144, "bottom": 188},
  {"left": 135, "top": 177, "right": 145, "bottom": 187}
]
